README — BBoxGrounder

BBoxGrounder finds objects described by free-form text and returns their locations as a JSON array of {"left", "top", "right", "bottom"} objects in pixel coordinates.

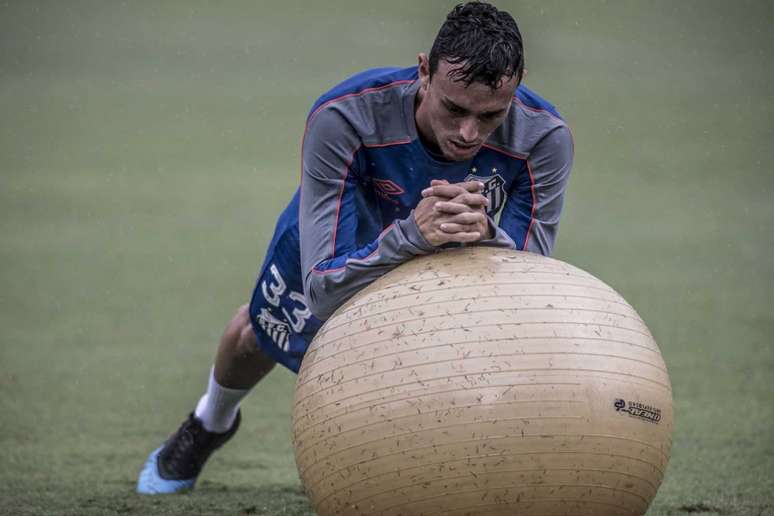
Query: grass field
[{"left": 1, "top": 1, "right": 772, "bottom": 515}]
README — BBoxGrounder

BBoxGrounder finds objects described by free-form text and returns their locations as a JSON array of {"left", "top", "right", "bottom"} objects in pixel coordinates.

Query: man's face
[{"left": 416, "top": 55, "right": 519, "bottom": 161}]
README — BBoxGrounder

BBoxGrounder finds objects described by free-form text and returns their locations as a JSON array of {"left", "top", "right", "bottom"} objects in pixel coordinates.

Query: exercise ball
[{"left": 292, "top": 247, "right": 672, "bottom": 516}]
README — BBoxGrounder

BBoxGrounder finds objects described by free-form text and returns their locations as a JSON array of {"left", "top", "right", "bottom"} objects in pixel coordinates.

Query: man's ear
[{"left": 417, "top": 53, "right": 430, "bottom": 90}]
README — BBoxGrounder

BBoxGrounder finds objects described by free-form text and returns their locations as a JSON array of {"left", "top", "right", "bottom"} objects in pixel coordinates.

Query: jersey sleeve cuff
[
  {"left": 395, "top": 211, "right": 436, "bottom": 254},
  {"left": 476, "top": 215, "right": 517, "bottom": 249}
]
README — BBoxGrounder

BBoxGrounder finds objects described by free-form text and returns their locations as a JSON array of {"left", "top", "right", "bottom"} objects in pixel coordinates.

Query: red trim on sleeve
[
  {"left": 364, "top": 138, "right": 412, "bottom": 148},
  {"left": 330, "top": 146, "right": 362, "bottom": 257},
  {"left": 522, "top": 158, "right": 537, "bottom": 251}
]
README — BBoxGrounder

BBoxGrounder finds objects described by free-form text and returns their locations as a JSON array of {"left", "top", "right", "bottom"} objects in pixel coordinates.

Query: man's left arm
[{"left": 495, "top": 125, "right": 574, "bottom": 256}]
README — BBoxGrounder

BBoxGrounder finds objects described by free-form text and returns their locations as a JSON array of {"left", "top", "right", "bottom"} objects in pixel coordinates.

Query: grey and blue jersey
[{"left": 249, "top": 66, "right": 573, "bottom": 372}]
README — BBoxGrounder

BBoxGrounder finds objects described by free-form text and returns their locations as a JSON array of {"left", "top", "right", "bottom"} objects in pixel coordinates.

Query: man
[{"left": 137, "top": 1, "right": 573, "bottom": 494}]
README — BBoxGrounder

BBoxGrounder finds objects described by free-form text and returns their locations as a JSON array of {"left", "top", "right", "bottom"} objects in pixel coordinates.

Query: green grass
[{"left": 1, "top": 1, "right": 772, "bottom": 514}]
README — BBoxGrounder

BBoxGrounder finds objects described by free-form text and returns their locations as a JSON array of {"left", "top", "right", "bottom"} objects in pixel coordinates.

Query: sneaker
[{"left": 136, "top": 411, "right": 241, "bottom": 494}]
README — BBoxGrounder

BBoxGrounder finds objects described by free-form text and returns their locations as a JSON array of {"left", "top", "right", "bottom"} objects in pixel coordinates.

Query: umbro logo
[
  {"left": 373, "top": 178, "right": 405, "bottom": 205},
  {"left": 373, "top": 178, "right": 405, "bottom": 197}
]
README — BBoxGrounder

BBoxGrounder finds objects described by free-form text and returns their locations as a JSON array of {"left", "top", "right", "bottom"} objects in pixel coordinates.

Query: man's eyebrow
[
  {"left": 442, "top": 96, "right": 505, "bottom": 117},
  {"left": 481, "top": 107, "right": 507, "bottom": 117},
  {"left": 442, "top": 97, "right": 468, "bottom": 113}
]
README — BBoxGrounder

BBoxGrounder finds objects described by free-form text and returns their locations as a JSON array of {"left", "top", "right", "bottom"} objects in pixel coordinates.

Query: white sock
[{"left": 194, "top": 367, "right": 250, "bottom": 433}]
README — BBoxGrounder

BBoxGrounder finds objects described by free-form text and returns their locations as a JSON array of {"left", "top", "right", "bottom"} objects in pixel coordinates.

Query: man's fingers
[
  {"left": 433, "top": 201, "right": 469, "bottom": 214},
  {"left": 422, "top": 184, "right": 461, "bottom": 198},
  {"left": 443, "top": 231, "right": 482, "bottom": 243},
  {"left": 415, "top": 183, "right": 489, "bottom": 246},
  {"left": 449, "top": 211, "right": 487, "bottom": 225},
  {"left": 457, "top": 192, "right": 489, "bottom": 208},
  {"left": 439, "top": 222, "right": 478, "bottom": 234},
  {"left": 434, "top": 208, "right": 486, "bottom": 223},
  {"left": 432, "top": 195, "right": 489, "bottom": 214},
  {"left": 421, "top": 181, "right": 483, "bottom": 198},
  {"left": 459, "top": 180, "right": 485, "bottom": 192}
]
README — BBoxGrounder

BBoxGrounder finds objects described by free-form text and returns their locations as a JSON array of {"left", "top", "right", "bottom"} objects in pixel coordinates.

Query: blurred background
[{"left": 1, "top": 1, "right": 772, "bottom": 515}]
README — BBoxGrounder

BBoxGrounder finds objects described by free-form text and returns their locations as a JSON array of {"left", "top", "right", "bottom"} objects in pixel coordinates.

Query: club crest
[
  {"left": 465, "top": 170, "right": 506, "bottom": 215},
  {"left": 256, "top": 308, "right": 290, "bottom": 351}
]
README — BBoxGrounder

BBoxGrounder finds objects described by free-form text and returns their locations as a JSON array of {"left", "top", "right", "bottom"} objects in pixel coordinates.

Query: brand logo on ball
[
  {"left": 465, "top": 171, "right": 505, "bottom": 215},
  {"left": 614, "top": 398, "right": 662, "bottom": 424}
]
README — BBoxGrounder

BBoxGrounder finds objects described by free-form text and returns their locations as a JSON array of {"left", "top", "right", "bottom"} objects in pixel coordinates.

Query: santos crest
[{"left": 466, "top": 169, "right": 506, "bottom": 215}]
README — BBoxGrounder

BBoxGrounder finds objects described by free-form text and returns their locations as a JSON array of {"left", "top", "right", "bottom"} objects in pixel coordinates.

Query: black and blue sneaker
[{"left": 137, "top": 411, "right": 241, "bottom": 494}]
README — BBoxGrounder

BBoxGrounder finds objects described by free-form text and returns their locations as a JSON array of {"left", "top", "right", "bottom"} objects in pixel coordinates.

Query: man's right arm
[{"left": 299, "top": 107, "right": 436, "bottom": 321}]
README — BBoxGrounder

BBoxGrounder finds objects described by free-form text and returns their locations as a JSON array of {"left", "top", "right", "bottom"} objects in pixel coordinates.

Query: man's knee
[
  {"left": 236, "top": 320, "right": 257, "bottom": 355},
  {"left": 213, "top": 304, "right": 276, "bottom": 388},
  {"left": 237, "top": 322, "right": 276, "bottom": 371},
  {"left": 231, "top": 304, "right": 255, "bottom": 346},
  {"left": 229, "top": 305, "right": 275, "bottom": 368},
  {"left": 222, "top": 304, "right": 249, "bottom": 343},
  {"left": 234, "top": 303, "right": 250, "bottom": 327}
]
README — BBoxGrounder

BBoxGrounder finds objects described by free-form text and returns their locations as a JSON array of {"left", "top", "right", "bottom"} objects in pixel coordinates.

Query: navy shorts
[{"left": 248, "top": 218, "right": 323, "bottom": 373}]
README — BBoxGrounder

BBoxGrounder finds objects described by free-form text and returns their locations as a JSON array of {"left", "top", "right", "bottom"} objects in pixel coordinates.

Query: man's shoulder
[
  {"left": 487, "top": 84, "right": 569, "bottom": 157},
  {"left": 513, "top": 84, "right": 564, "bottom": 121},
  {"left": 307, "top": 66, "right": 418, "bottom": 120},
  {"left": 304, "top": 67, "right": 418, "bottom": 147}
]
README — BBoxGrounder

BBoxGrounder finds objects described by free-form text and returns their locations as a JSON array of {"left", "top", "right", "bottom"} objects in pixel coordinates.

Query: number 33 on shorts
[
  {"left": 249, "top": 260, "right": 321, "bottom": 370},
  {"left": 259, "top": 264, "right": 312, "bottom": 337}
]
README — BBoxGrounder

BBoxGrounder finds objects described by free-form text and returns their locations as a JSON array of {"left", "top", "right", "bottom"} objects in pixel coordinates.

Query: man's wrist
[{"left": 402, "top": 211, "right": 437, "bottom": 253}]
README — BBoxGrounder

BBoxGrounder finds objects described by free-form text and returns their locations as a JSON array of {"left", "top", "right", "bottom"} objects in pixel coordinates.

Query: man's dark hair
[{"left": 429, "top": 2, "right": 524, "bottom": 89}]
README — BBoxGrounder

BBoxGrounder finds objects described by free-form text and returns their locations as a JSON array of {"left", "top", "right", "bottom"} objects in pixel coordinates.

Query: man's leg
[
  {"left": 215, "top": 303, "right": 276, "bottom": 389},
  {"left": 194, "top": 304, "right": 275, "bottom": 432},
  {"left": 137, "top": 304, "right": 275, "bottom": 494}
]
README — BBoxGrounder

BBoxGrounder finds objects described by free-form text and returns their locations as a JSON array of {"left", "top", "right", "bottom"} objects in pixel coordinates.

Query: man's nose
[{"left": 459, "top": 118, "right": 479, "bottom": 143}]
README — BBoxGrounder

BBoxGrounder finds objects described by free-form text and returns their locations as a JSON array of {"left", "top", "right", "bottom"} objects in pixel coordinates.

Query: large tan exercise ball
[{"left": 292, "top": 247, "right": 672, "bottom": 516}]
